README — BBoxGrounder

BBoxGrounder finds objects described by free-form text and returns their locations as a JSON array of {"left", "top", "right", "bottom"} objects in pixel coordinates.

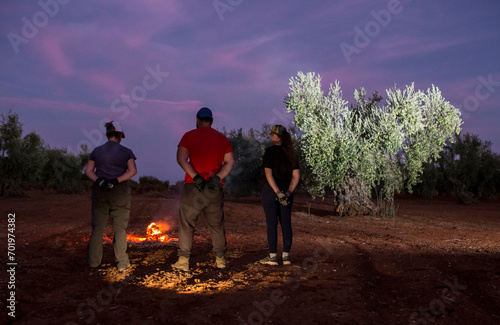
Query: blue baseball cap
[{"left": 196, "top": 107, "right": 213, "bottom": 118}]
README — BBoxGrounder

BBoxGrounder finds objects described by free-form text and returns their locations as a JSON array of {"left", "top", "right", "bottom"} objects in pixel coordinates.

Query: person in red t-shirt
[{"left": 172, "top": 107, "right": 235, "bottom": 271}]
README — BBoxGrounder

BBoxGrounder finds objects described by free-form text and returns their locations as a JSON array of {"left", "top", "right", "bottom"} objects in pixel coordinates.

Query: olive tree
[{"left": 285, "top": 72, "right": 462, "bottom": 215}]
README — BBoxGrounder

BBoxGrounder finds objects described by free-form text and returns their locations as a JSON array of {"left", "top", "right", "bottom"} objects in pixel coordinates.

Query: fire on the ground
[{"left": 127, "top": 222, "right": 177, "bottom": 243}]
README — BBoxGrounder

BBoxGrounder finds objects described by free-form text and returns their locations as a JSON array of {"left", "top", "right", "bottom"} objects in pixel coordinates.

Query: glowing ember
[{"left": 128, "top": 222, "right": 177, "bottom": 243}]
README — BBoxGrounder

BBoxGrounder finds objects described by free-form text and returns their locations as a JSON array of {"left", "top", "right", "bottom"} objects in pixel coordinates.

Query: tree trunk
[
  {"left": 447, "top": 176, "right": 479, "bottom": 205},
  {"left": 333, "top": 178, "right": 376, "bottom": 216}
]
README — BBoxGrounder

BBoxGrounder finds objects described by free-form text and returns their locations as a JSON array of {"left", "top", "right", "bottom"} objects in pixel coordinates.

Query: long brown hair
[{"left": 280, "top": 130, "right": 297, "bottom": 167}]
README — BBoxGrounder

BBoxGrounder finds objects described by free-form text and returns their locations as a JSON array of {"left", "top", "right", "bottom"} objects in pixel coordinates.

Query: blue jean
[{"left": 261, "top": 183, "right": 293, "bottom": 254}]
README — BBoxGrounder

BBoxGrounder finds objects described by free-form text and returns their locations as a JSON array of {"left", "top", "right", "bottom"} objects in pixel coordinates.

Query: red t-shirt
[{"left": 178, "top": 127, "right": 233, "bottom": 183}]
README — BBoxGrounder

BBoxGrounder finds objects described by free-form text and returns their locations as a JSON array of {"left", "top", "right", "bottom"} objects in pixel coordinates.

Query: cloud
[
  {"left": 80, "top": 70, "right": 127, "bottom": 95},
  {"left": 374, "top": 34, "right": 463, "bottom": 61},
  {"left": 36, "top": 34, "right": 74, "bottom": 76},
  {"left": 0, "top": 96, "right": 104, "bottom": 116},
  {"left": 122, "top": 99, "right": 205, "bottom": 137}
]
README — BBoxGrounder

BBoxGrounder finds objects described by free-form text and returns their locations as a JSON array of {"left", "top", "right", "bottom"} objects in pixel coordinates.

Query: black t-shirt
[{"left": 262, "top": 145, "right": 299, "bottom": 189}]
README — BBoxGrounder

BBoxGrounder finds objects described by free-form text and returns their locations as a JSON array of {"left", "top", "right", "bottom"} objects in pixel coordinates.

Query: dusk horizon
[{"left": 1, "top": 0, "right": 499, "bottom": 182}]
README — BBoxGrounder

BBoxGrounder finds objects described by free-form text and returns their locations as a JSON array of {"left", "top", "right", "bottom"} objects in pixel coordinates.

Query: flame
[{"left": 128, "top": 222, "right": 177, "bottom": 243}]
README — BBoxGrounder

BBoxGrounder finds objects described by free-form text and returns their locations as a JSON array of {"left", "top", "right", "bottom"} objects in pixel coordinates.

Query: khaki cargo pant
[
  {"left": 177, "top": 183, "right": 226, "bottom": 258},
  {"left": 87, "top": 184, "right": 131, "bottom": 269}
]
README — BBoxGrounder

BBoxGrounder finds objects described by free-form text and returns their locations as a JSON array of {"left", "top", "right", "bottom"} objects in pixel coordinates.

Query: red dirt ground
[{"left": 1, "top": 190, "right": 499, "bottom": 325}]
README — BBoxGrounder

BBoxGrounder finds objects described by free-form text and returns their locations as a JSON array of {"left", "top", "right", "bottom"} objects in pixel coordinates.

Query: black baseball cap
[{"left": 270, "top": 124, "right": 286, "bottom": 136}]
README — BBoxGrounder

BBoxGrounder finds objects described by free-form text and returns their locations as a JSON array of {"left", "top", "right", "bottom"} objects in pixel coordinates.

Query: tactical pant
[
  {"left": 177, "top": 183, "right": 226, "bottom": 258},
  {"left": 88, "top": 184, "right": 131, "bottom": 269}
]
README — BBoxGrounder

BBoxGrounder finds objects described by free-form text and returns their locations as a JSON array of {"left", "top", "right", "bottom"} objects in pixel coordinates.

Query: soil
[{"left": 1, "top": 190, "right": 499, "bottom": 325}]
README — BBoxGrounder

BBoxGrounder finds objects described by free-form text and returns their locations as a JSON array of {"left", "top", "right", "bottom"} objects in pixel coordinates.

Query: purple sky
[{"left": 1, "top": 0, "right": 499, "bottom": 183}]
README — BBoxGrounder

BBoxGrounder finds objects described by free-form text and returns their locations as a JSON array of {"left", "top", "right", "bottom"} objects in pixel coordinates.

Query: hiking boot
[
  {"left": 118, "top": 263, "right": 131, "bottom": 272},
  {"left": 216, "top": 256, "right": 227, "bottom": 270},
  {"left": 259, "top": 255, "right": 278, "bottom": 266},
  {"left": 282, "top": 255, "right": 291, "bottom": 265},
  {"left": 172, "top": 256, "right": 189, "bottom": 272}
]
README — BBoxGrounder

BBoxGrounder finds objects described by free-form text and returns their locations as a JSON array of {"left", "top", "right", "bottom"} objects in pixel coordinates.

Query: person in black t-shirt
[
  {"left": 259, "top": 125, "right": 300, "bottom": 266},
  {"left": 84, "top": 121, "right": 137, "bottom": 272}
]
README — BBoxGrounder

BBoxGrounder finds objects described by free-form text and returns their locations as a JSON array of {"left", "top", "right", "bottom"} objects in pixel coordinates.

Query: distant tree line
[
  {"left": 3, "top": 104, "right": 498, "bottom": 206},
  {"left": 414, "top": 133, "right": 500, "bottom": 202},
  {"left": 0, "top": 110, "right": 88, "bottom": 196},
  {"left": 0, "top": 110, "right": 169, "bottom": 197},
  {"left": 219, "top": 125, "right": 272, "bottom": 197},
  {"left": 131, "top": 176, "right": 170, "bottom": 194}
]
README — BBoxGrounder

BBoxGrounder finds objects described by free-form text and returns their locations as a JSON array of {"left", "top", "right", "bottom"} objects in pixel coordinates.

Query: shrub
[{"left": 137, "top": 175, "right": 169, "bottom": 193}]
